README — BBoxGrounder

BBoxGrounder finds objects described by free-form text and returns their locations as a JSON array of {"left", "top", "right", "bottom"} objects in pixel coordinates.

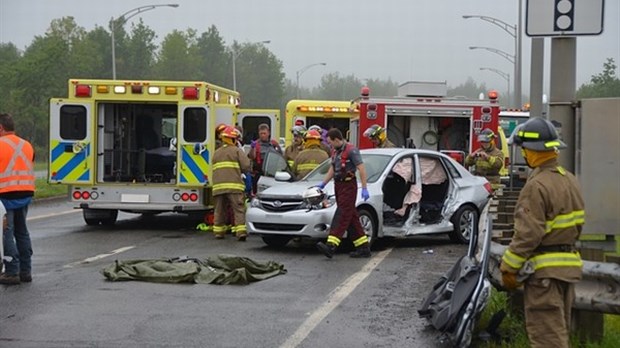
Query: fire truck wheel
[
  {"left": 261, "top": 235, "right": 292, "bottom": 248},
  {"left": 449, "top": 205, "right": 478, "bottom": 244}
]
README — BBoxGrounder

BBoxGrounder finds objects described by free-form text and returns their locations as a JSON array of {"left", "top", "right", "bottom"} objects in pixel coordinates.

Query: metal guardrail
[{"left": 487, "top": 242, "right": 620, "bottom": 315}]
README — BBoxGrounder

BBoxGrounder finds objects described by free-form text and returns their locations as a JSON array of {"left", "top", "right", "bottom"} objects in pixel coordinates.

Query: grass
[
  {"left": 474, "top": 288, "right": 620, "bottom": 347},
  {"left": 34, "top": 178, "right": 67, "bottom": 200},
  {"left": 34, "top": 161, "right": 48, "bottom": 171}
]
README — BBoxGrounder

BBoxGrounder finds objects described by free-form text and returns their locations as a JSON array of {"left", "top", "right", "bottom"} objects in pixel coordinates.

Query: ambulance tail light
[
  {"left": 165, "top": 87, "right": 177, "bottom": 95},
  {"left": 75, "top": 84, "right": 92, "bottom": 97},
  {"left": 96, "top": 85, "right": 109, "bottom": 93},
  {"left": 183, "top": 87, "right": 199, "bottom": 100},
  {"left": 72, "top": 191, "right": 82, "bottom": 200},
  {"left": 181, "top": 193, "right": 190, "bottom": 201},
  {"left": 131, "top": 85, "right": 143, "bottom": 94},
  {"left": 189, "top": 193, "right": 198, "bottom": 202}
]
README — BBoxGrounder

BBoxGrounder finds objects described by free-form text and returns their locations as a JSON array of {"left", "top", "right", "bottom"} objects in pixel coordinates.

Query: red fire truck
[{"left": 350, "top": 81, "right": 501, "bottom": 164}]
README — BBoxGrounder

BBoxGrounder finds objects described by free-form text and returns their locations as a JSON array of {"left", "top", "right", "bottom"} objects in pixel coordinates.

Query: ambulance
[
  {"left": 284, "top": 99, "right": 358, "bottom": 146},
  {"left": 351, "top": 81, "right": 502, "bottom": 166},
  {"left": 49, "top": 79, "right": 278, "bottom": 225}
]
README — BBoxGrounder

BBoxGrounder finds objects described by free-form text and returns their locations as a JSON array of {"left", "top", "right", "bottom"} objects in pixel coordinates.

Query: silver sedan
[{"left": 247, "top": 148, "right": 492, "bottom": 248}]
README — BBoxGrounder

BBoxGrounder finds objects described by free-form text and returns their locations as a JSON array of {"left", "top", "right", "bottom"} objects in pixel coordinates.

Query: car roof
[{"left": 360, "top": 147, "right": 447, "bottom": 157}]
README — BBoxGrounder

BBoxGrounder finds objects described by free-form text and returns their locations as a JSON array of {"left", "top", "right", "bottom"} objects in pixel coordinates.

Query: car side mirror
[{"left": 275, "top": 171, "right": 292, "bottom": 182}]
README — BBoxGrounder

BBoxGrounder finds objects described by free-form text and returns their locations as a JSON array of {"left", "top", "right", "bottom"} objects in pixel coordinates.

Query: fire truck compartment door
[
  {"left": 49, "top": 99, "right": 95, "bottom": 185},
  {"left": 178, "top": 105, "right": 210, "bottom": 186}
]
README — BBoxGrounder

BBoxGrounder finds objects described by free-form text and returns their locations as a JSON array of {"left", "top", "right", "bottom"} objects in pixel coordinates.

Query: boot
[
  {"left": 316, "top": 241, "right": 336, "bottom": 258},
  {"left": 349, "top": 245, "right": 371, "bottom": 258},
  {"left": 236, "top": 233, "right": 247, "bottom": 242},
  {"left": 20, "top": 273, "right": 32, "bottom": 283},
  {"left": 0, "top": 273, "right": 20, "bottom": 285}
]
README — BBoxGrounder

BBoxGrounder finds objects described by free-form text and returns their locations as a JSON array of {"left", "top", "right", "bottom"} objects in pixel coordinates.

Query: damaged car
[{"left": 247, "top": 148, "right": 493, "bottom": 248}]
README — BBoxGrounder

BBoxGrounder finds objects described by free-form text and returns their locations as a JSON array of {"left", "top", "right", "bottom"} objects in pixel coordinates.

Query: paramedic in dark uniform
[{"left": 315, "top": 128, "right": 371, "bottom": 258}]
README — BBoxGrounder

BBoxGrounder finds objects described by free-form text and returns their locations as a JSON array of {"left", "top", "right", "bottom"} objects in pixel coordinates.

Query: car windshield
[{"left": 303, "top": 154, "right": 392, "bottom": 183}]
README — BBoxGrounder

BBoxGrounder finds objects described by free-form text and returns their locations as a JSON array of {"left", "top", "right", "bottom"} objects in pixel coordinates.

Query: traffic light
[{"left": 554, "top": 0, "right": 575, "bottom": 32}]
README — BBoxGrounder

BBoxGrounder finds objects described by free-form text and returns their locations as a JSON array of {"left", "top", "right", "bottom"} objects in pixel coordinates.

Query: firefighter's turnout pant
[
  {"left": 524, "top": 277, "right": 575, "bottom": 348},
  {"left": 213, "top": 192, "right": 246, "bottom": 237},
  {"left": 327, "top": 180, "right": 368, "bottom": 248}
]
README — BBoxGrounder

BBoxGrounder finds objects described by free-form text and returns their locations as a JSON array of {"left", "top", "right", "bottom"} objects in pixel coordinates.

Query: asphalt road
[{"left": 1, "top": 199, "right": 467, "bottom": 347}]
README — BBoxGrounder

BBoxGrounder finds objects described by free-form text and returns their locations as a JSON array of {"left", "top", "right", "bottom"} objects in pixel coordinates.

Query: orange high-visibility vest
[{"left": 0, "top": 134, "right": 35, "bottom": 193}]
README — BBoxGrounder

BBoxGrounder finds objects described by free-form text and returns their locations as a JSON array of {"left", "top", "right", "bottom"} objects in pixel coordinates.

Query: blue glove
[
  {"left": 361, "top": 188, "right": 369, "bottom": 201},
  {"left": 317, "top": 182, "right": 326, "bottom": 190},
  {"left": 251, "top": 140, "right": 257, "bottom": 149}
]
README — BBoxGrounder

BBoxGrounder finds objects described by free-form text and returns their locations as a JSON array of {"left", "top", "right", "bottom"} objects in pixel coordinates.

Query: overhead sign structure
[{"left": 526, "top": 0, "right": 604, "bottom": 37}]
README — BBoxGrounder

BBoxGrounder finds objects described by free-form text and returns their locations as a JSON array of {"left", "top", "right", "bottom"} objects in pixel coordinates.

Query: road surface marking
[
  {"left": 280, "top": 248, "right": 393, "bottom": 348},
  {"left": 28, "top": 209, "right": 80, "bottom": 221},
  {"left": 63, "top": 246, "right": 135, "bottom": 268}
]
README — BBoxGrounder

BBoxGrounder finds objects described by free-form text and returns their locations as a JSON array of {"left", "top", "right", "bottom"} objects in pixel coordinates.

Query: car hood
[{"left": 257, "top": 179, "right": 332, "bottom": 199}]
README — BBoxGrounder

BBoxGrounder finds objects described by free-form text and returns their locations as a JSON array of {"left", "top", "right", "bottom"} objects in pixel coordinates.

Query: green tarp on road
[{"left": 102, "top": 254, "right": 287, "bottom": 285}]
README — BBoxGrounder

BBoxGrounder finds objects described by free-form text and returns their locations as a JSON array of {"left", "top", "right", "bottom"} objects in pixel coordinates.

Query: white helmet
[{"left": 302, "top": 187, "right": 326, "bottom": 206}]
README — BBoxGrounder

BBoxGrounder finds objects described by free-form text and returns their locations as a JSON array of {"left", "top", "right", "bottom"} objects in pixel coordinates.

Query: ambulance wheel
[
  {"left": 261, "top": 236, "right": 292, "bottom": 248},
  {"left": 450, "top": 205, "right": 478, "bottom": 244},
  {"left": 358, "top": 208, "right": 377, "bottom": 248},
  {"left": 100, "top": 210, "right": 118, "bottom": 226}
]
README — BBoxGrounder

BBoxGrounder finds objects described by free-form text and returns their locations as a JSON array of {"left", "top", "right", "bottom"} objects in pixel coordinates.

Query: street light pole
[
  {"left": 480, "top": 67, "right": 510, "bottom": 104},
  {"left": 295, "top": 62, "right": 327, "bottom": 99},
  {"left": 110, "top": 4, "right": 179, "bottom": 80},
  {"left": 231, "top": 40, "right": 270, "bottom": 91},
  {"left": 463, "top": 13, "right": 522, "bottom": 108}
]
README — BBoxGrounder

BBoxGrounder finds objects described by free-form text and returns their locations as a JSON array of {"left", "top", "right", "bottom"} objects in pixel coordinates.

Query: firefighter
[
  {"left": 212, "top": 126, "right": 252, "bottom": 241},
  {"left": 315, "top": 128, "right": 371, "bottom": 258},
  {"left": 248, "top": 123, "right": 282, "bottom": 195},
  {"left": 292, "top": 129, "right": 328, "bottom": 180},
  {"left": 214, "top": 123, "right": 228, "bottom": 150},
  {"left": 499, "top": 117, "right": 585, "bottom": 348},
  {"left": 308, "top": 124, "right": 331, "bottom": 155},
  {"left": 464, "top": 128, "right": 504, "bottom": 185},
  {"left": 363, "top": 124, "right": 395, "bottom": 148},
  {"left": 284, "top": 125, "right": 306, "bottom": 167}
]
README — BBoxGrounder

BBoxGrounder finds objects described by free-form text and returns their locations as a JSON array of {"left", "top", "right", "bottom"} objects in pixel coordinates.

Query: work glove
[
  {"left": 361, "top": 188, "right": 370, "bottom": 201},
  {"left": 501, "top": 271, "right": 521, "bottom": 290},
  {"left": 251, "top": 140, "right": 257, "bottom": 149},
  {"left": 316, "top": 182, "right": 326, "bottom": 190}
]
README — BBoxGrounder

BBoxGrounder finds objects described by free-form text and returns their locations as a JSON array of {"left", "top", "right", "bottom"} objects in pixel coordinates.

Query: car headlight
[{"left": 250, "top": 198, "right": 260, "bottom": 208}]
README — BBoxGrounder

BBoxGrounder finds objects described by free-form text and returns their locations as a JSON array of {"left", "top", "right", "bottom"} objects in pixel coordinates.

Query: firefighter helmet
[
  {"left": 302, "top": 186, "right": 326, "bottom": 206},
  {"left": 216, "top": 123, "right": 228, "bottom": 135},
  {"left": 304, "top": 129, "right": 322, "bottom": 140},
  {"left": 291, "top": 125, "right": 307, "bottom": 137},
  {"left": 509, "top": 117, "right": 566, "bottom": 151},
  {"left": 308, "top": 125, "right": 323, "bottom": 132},
  {"left": 363, "top": 124, "right": 386, "bottom": 142},
  {"left": 220, "top": 126, "right": 238, "bottom": 139},
  {"left": 477, "top": 128, "right": 495, "bottom": 143}
]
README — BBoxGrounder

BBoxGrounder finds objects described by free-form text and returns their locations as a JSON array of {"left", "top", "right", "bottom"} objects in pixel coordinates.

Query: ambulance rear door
[
  {"left": 49, "top": 99, "right": 95, "bottom": 185},
  {"left": 178, "top": 104, "right": 210, "bottom": 186}
]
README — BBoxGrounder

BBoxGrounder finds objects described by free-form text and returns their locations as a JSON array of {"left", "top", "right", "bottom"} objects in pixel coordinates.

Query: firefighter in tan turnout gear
[
  {"left": 284, "top": 125, "right": 306, "bottom": 167},
  {"left": 464, "top": 128, "right": 504, "bottom": 185},
  {"left": 500, "top": 117, "right": 585, "bottom": 348},
  {"left": 212, "top": 126, "right": 252, "bottom": 241},
  {"left": 292, "top": 129, "right": 329, "bottom": 180},
  {"left": 363, "top": 124, "right": 395, "bottom": 148}
]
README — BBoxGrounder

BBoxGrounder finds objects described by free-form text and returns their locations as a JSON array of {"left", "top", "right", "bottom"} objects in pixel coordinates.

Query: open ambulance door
[
  {"left": 177, "top": 105, "right": 210, "bottom": 187},
  {"left": 49, "top": 99, "right": 95, "bottom": 185},
  {"left": 236, "top": 109, "right": 280, "bottom": 146}
]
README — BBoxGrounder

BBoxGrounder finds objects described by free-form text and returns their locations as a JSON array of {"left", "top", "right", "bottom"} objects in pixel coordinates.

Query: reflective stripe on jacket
[
  {"left": 0, "top": 134, "right": 35, "bottom": 194},
  {"left": 293, "top": 146, "right": 328, "bottom": 180},
  {"left": 501, "top": 159, "right": 585, "bottom": 282},
  {"left": 212, "top": 145, "right": 251, "bottom": 195}
]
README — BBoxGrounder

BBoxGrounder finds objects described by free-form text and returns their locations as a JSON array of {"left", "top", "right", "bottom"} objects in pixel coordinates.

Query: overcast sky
[{"left": 1, "top": 0, "right": 618, "bottom": 97}]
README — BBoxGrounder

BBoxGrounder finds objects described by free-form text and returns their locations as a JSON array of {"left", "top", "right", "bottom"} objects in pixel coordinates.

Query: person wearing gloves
[
  {"left": 464, "top": 128, "right": 504, "bottom": 185},
  {"left": 315, "top": 128, "right": 371, "bottom": 259},
  {"left": 499, "top": 117, "right": 585, "bottom": 348}
]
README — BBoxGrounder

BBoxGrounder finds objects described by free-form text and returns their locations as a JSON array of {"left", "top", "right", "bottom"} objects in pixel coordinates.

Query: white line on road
[
  {"left": 63, "top": 246, "right": 136, "bottom": 268},
  {"left": 27, "top": 209, "right": 80, "bottom": 221},
  {"left": 279, "top": 248, "right": 393, "bottom": 348}
]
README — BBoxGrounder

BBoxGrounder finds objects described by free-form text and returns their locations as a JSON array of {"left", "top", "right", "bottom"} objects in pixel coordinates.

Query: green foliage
[
  {"left": 448, "top": 77, "right": 488, "bottom": 99},
  {"left": 577, "top": 58, "right": 620, "bottom": 98},
  {"left": 34, "top": 178, "right": 67, "bottom": 200}
]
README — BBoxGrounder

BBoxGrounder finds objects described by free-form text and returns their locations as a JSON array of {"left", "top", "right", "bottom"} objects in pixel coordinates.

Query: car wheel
[
  {"left": 262, "top": 235, "right": 292, "bottom": 248},
  {"left": 358, "top": 208, "right": 377, "bottom": 248},
  {"left": 449, "top": 205, "right": 478, "bottom": 244}
]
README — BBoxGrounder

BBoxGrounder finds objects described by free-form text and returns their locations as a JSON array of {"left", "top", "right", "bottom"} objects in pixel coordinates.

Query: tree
[
  {"left": 577, "top": 58, "right": 620, "bottom": 98},
  {"left": 123, "top": 19, "right": 157, "bottom": 79},
  {"left": 152, "top": 29, "right": 200, "bottom": 80},
  {"left": 195, "top": 26, "right": 229, "bottom": 86},
  {"left": 233, "top": 44, "right": 285, "bottom": 108},
  {"left": 447, "top": 77, "right": 488, "bottom": 100}
]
